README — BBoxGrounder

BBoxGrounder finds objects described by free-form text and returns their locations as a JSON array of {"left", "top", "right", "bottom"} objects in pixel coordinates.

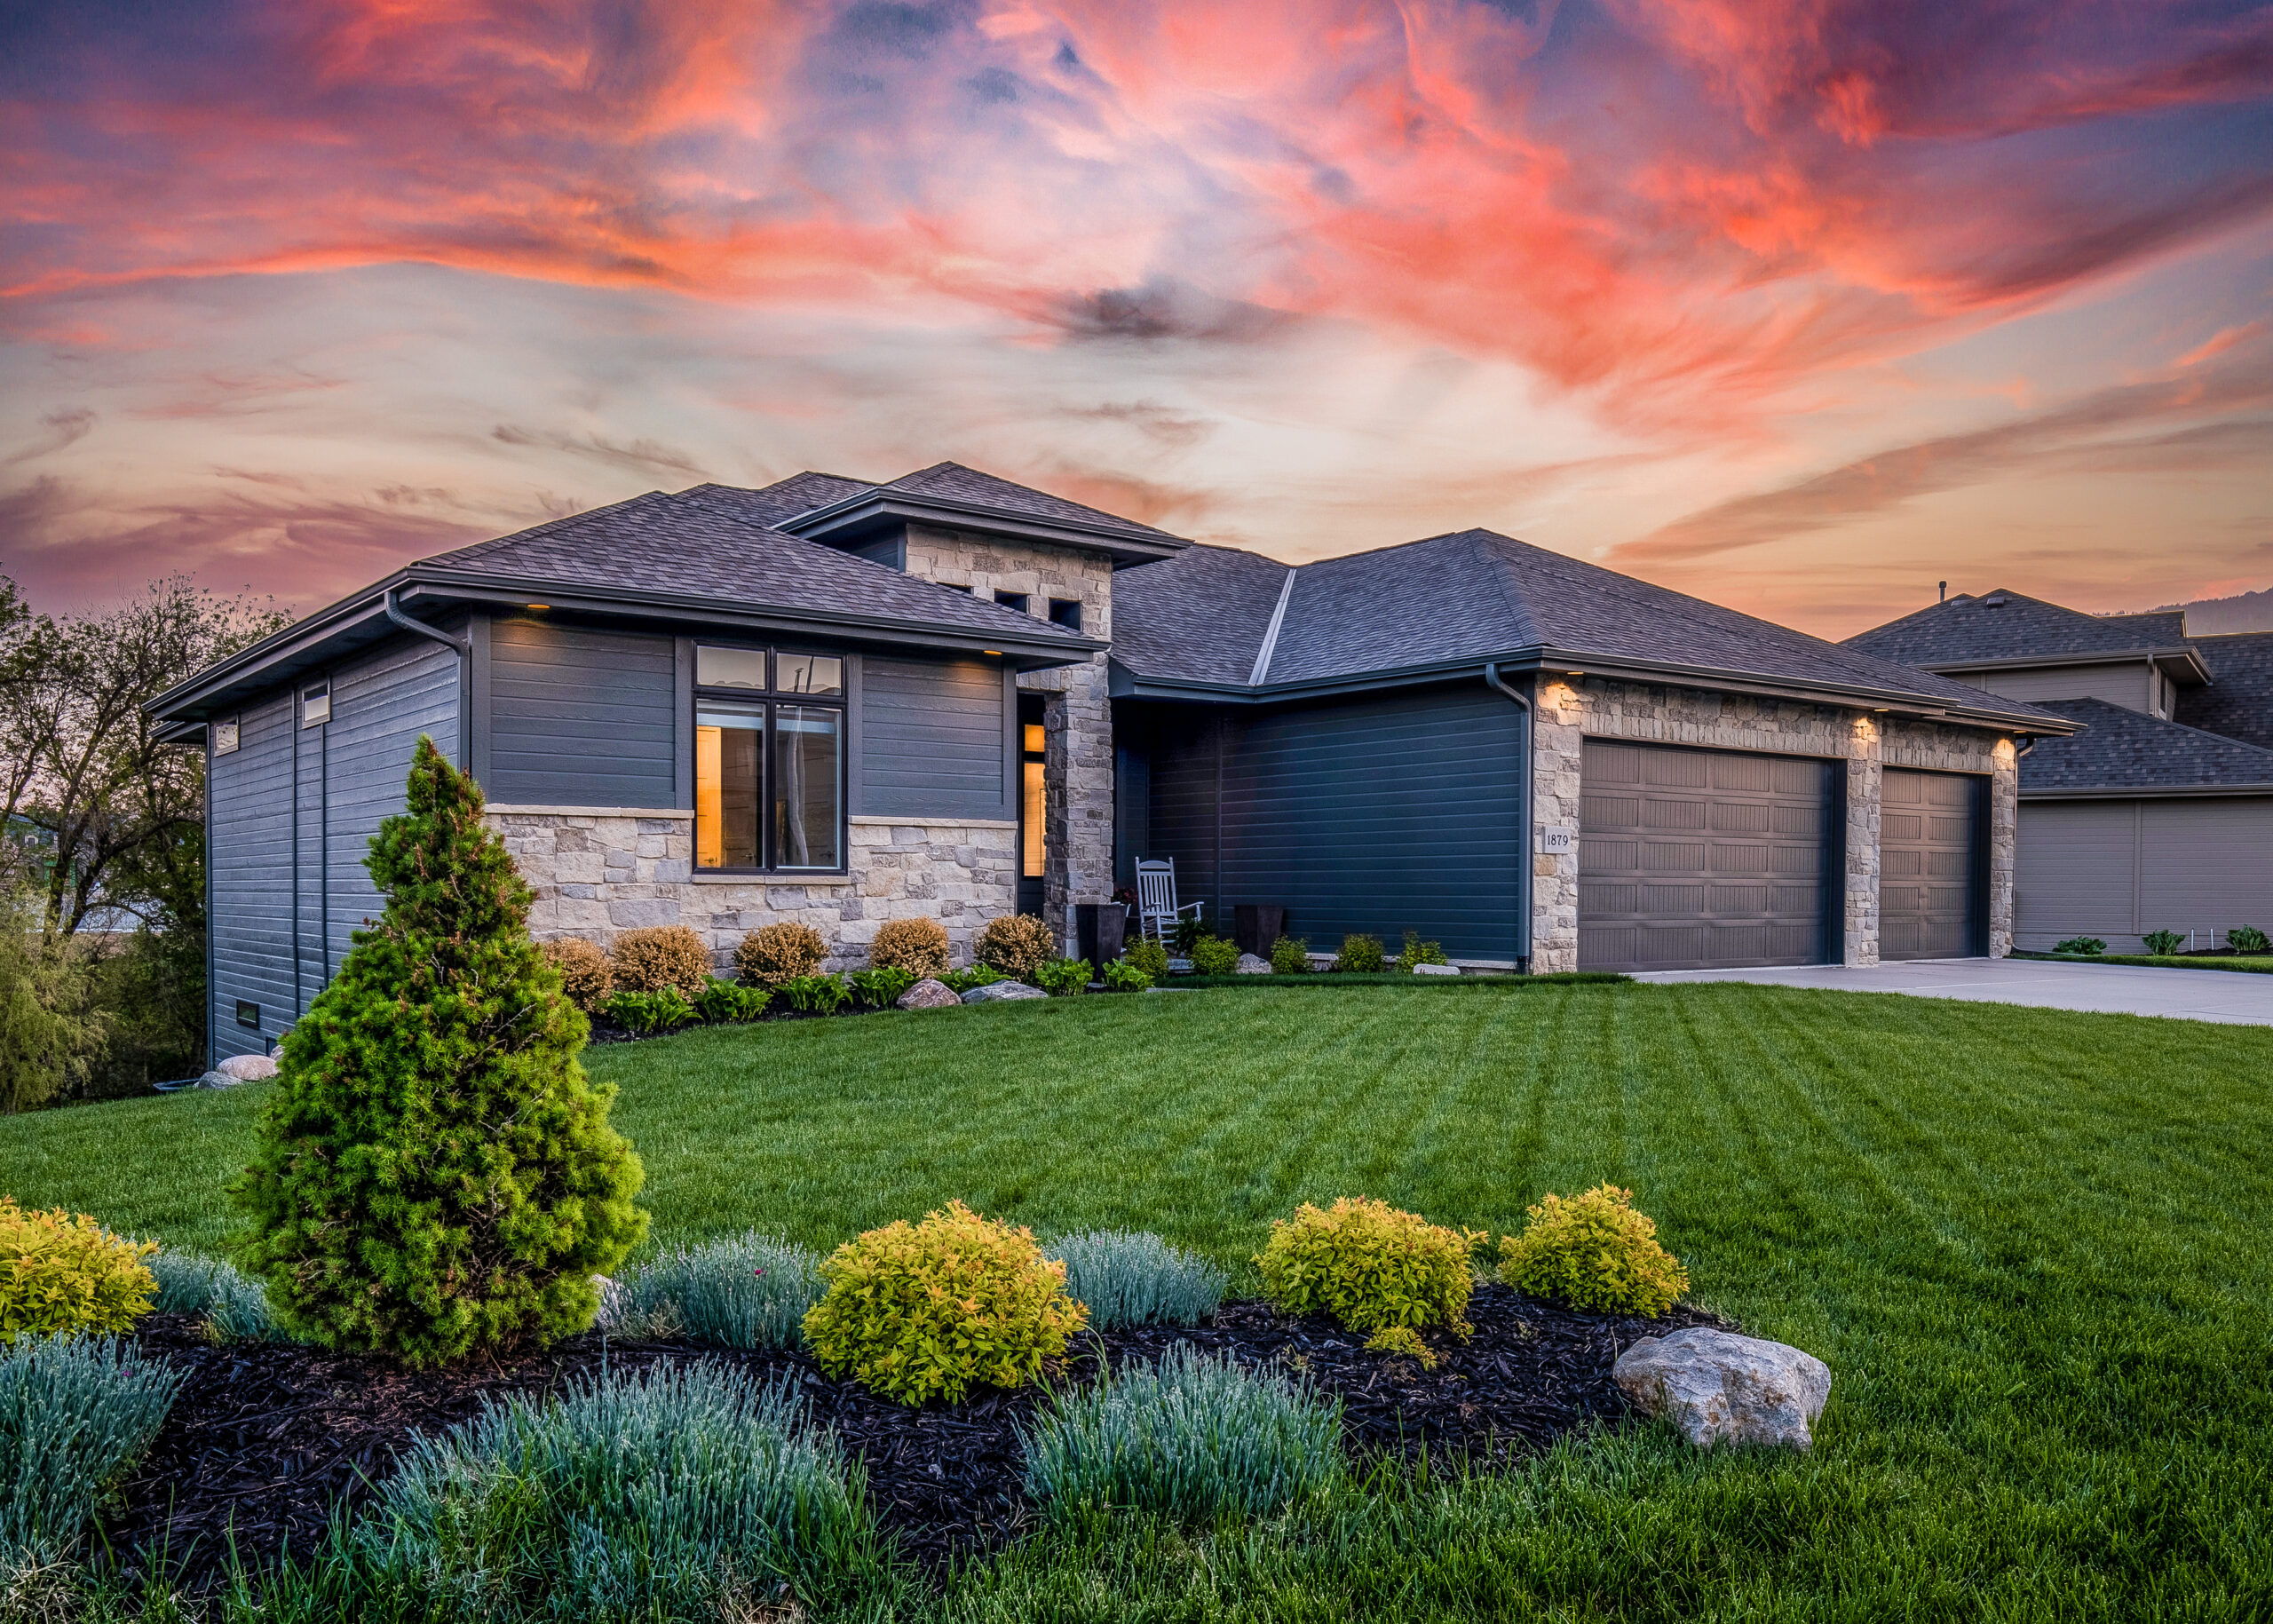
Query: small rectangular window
[
  {"left": 696, "top": 646, "right": 768, "bottom": 689},
  {"left": 236, "top": 1000, "right": 260, "bottom": 1030},
  {"left": 301, "top": 682, "right": 329, "bottom": 726},
  {"left": 1023, "top": 723, "right": 1045, "bottom": 755},
  {"left": 774, "top": 653, "right": 843, "bottom": 696},
  {"left": 213, "top": 720, "right": 240, "bottom": 755},
  {"left": 994, "top": 590, "right": 1030, "bottom": 614},
  {"left": 1048, "top": 598, "right": 1081, "bottom": 630}
]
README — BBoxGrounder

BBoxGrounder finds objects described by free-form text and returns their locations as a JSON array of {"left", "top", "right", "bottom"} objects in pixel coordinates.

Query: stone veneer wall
[
  {"left": 1527, "top": 676, "right": 2017, "bottom": 972},
  {"left": 901, "top": 524, "right": 1115, "bottom": 946},
  {"left": 489, "top": 806, "right": 1017, "bottom": 972}
]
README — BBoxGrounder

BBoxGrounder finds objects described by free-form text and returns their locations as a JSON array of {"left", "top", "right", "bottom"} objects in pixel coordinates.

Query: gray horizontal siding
[
  {"left": 1970, "top": 661, "right": 2153, "bottom": 714},
  {"left": 488, "top": 617, "right": 677, "bottom": 807},
  {"left": 859, "top": 656, "right": 1008, "bottom": 820},
  {"left": 326, "top": 638, "right": 460, "bottom": 970},
  {"left": 209, "top": 690, "right": 297, "bottom": 1062}
]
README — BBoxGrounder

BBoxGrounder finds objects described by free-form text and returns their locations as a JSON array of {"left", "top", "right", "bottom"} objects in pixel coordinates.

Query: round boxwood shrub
[
  {"left": 735, "top": 921, "right": 827, "bottom": 988},
  {"left": 610, "top": 925, "right": 713, "bottom": 997},
  {"left": 975, "top": 915, "right": 1057, "bottom": 981},
  {"left": 1334, "top": 933, "right": 1387, "bottom": 972},
  {"left": 1187, "top": 936, "right": 1238, "bottom": 975},
  {"left": 234, "top": 737, "right": 647, "bottom": 1367},
  {"left": 1124, "top": 939, "right": 1172, "bottom": 979},
  {"left": 1255, "top": 1197, "right": 1483, "bottom": 1335},
  {"left": 0, "top": 1200, "right": 157, "bottom": 1340},
  {"left": 1269, "top": 935, "right": 1311, "bottom": 975},
  {"left": 1497, "top": 1184, "right": 1688, "bottom": 1317},
  {"left": 802, "top": 1201, "right": 1087, "bottom": 1405},
  {"left": 540, "top": 936, "right": 612, "bottom": 1013},
  {"left": 868, "top": 917, "right": 950, "bottom": 978}
]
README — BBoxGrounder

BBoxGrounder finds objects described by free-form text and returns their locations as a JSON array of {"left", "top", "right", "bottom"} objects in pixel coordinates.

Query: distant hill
[{"left": 2135, "top": 586, "right": 2273, "bottom": 635}]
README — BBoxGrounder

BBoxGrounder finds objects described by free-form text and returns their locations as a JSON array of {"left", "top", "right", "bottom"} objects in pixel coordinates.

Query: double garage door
[{"left": 1578, "top": 740, "right": 1982, "bottom": 971}]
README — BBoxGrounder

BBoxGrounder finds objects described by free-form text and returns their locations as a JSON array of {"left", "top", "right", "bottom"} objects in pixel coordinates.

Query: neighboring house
[
  {"left": 1844, "top": 591, "right": 2273, "bottom": 952},
  {"left": 152, "top": 464, "right": 2070, "bottom": 1063}
]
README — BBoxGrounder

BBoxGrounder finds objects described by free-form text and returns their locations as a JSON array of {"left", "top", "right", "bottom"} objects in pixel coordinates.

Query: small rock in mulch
[
  {"left": 897, "top": 978, "right": 961, "bottom": 1010},
  {"left": 105, "top": 1285, "right": 1724, "bottom": 1592}
]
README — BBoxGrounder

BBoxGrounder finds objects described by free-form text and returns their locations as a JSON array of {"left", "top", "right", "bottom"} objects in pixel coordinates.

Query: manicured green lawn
[
  {"left": 10, "top": 981, "right": 2272, "bottom": 1620},
  {"left": 2018, "top": 950, "right": 2273, "bottom": 974}
]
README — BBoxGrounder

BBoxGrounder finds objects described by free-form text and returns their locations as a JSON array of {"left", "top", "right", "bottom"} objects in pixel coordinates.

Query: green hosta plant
[
  {"left": 234, "top": 737, "right": 646, "bottom": 1367},
  {"left": 1498, "top": 1184, "right": 1689, "bottom": 1317},
  {"left": 2229, "top": 925, "right": 2271, "bottom": 954},
  {"left": 1035, "top": 957, "right": 1094, "bottom": 996},
  {"left": 1124, "top": 939, "right": 1172, "bottom": 978},
  {"left": 780, "top": 973, "right": 851, "bottom": 1015},
  {"left": 1270, "top": 936, "right": 1311, "bottom": 974},
  {"left": 606, "top": 986, "right": 698, "bottom": 1036},
  {"left": 942, "top": 965, "right": 1004, "bottom": 994},
  {"left": 1171, "top": 915, "right": 1205, "bottom": 955},
  {"left": 847, "top": 966, "right": 918, "bottom": 1009},
  {"left": 2142, "top": 930, "right": 2185, "bottom": 955},
  {"left": 1187, "top": 936, "right": 1239, "bottom": 975},
  {"left": 1256, "top": 1197, "right": 1483, "bottom": 1335},
  {"left": 1102, "top": 958, "right": 1152, "bottom": 993},
  {"left": 693, "top": 978, "right": 771, "bottom": 1024},
  {"left": 2053, "top": 936, "right": 2107, "bottom": 955}
]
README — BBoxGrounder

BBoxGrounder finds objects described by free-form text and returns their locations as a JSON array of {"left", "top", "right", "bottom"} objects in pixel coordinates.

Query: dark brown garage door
[
  {"left": 1579, "top": 741, "right": 1836, "bottom": 972},
  {"left": 1881, "top": 769, "right": 1984, "bottom": 959}
]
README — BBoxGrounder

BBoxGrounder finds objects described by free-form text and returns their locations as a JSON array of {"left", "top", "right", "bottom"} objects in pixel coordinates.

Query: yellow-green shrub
[
  {"left": 802, "top": 1200, "right": 1088, "bottom": 1404},
  {"left": 541, "top": 937, "right": 612, "bottom": 1013},
  {"left": 609, "top": 926, "right": 713, "bottom": 997},
  {"left": 0, "top": 1200, "right": 158, "bottom": 1339},
  {"left": 734, "top": 922, "right": 827, "bottom": 989},
  {"left": 1124, "top": 939, "right": 1171, "bottom": 980},
  {"left": 869, "top": 918, "right": 951, "bottom": 978},
  {"left": 1497, "top": 1184, "right": 1688, "bottom": 1317},
  {"left": 976, "top": 915, "right": 1057, "bottom": 981},
  {"left": 1255, "top": 1197, "right": 1483, "bottom": 1335},
  {"left": 1187, "top": 937, "right": 1239, "bottom": 976}
]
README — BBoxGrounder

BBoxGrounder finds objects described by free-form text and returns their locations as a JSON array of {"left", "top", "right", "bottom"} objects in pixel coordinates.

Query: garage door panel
[
  {"left": 1584, "top": 793, "right": 1639, "bottom": 828},
  {"left": 1881, "top": 768, "right": 1983, "bottom": 960},
  {"left": 1580, "top": 739, "right": 1834, "bottom": 971}
]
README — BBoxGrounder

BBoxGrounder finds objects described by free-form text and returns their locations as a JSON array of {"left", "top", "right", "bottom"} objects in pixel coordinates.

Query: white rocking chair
[{"left": 1134, "top": 858, "right": 1204, "bottom": 942}]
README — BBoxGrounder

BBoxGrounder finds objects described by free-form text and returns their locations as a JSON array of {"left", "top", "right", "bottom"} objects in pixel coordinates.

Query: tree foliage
[{"left": 234, "top": 737, "right": 647, "bottom": 1365}]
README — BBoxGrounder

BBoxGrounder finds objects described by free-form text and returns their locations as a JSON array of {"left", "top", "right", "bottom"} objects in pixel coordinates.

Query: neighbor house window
[
  {"left": 1020, "top": 722, "right": 1045, "bottom": 880},
  {"left": 693, "top": 646, "right": 845, "bottom": 872},
  {"left": 213, "top": 719, "right": 240, "bottom": 755},
  {"left": 300, "top": 682, "right": 329, "bottom": 726}
]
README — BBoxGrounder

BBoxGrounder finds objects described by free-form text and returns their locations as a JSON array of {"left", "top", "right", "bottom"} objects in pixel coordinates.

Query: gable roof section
[
  {"left": 2176, "top": 630, "right": 2273, "bottom": 751},
  {"left": 2019, "top": 697, "right": 2273, "bottom": 796},
  {"left": 1844, "top": 590, "right": 2190, "bottom": 666},
  {"left": 883, "top": 462, "right": 1184, "bottom": 544},
  {"left": 780, "top": 460, "right": 1189, "bottom": 565}
]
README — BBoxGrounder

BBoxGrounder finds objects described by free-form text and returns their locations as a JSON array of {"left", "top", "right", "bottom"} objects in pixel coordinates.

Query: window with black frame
[{"left": 693, "top": 646, "right": 845, "bottom": 873}]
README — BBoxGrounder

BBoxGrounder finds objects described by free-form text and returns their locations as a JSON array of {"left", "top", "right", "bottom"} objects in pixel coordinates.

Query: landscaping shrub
[
  {"left": 1398, "top": 931, "right": 1450, "bottom": 970},
  {"left": 780, "top": 973, "right": 851, "bottom": 1015},
  {"left": 1362, "top": 1323, "right": 1439, "bottom": 1368},
  {"left": 1334, "top": 933, "right": 1387, "bottom": 973},
  {"left": 868, "top": 918, "right": 951, "bottom": 979},
  {"left": 1051, "top": 1231, "right": 1226, "bottom": 1329},
  {"left": 0, "top": 1335, "right": 183, "bottom": 1570},
  {"left": 693, "top": 978, "right": 771, "bottom": 1024},
  {"left": 234, "top": 737, "right": 646, "bottom": 1367},
  {"left": 802, "top": 1200, "right": 1087, "bottom": 1405},
  {"left": 360, "top": 1361, "right": 880, "bottom": 1618},
  {"left": 540, "top": 936, "right": 612, "bottom": 1013},
  {"left": 848, "top": 966, "right": 918, "bottom": 1009},
  {"left": 1497, "top": 1184, "right": 1689, "bottom": 1317},
  {"left": 2230, "top": 925, "right": 2271, "bottom": 954},
  {"left": 606, "top": 986, "right": 698, "bottom": 1036},
  {"left": 2142, "top": 929, "right": 2185, "bottom": 955},
  {"left": 610, "top": 925, "right": 715, "bottom": 997},
  {"left": 600, "top": 1232, "right": 823, "bottom": 1349},
  {"left": 1187, "top": 936, "right": 1239, "bottom": 975},
  {"left": 147, "top": 1251, "right": 279, "bottom": 1343},
  {"left": 1255, "top": 1197, "right": 1484, "bottom": 1335},
  {"left": 735, "top": 922, "right": 827, "bottom": 989},
  {"left": 1172, "top": 915, "right": 1205, "bottom": 955},
  {"left": 1102, "top": 958, "right": 1152, "bottom": 993},
  {"left": 1034, "top": 957, "right": 1093, "bottom": 996},
  {"left": 1124, "top": 939, "right": 1172, "bottom": 978},
  {"left": 1022, "top": 1343, "right": 1342, "bottom": 1522},
  {"left": 941, "top": 965, "right": 1003, "bottom": 994},
  {"left": 976, "top": 915, "right": 1057, "bottom": 981},
  {"left": 2053, "top": 936, "right": 2107, "bottom": 955},
  {"left": 1270, "top": 935, "right": 1311, "bottom": 974},
  {"left": 0, "top": 1200, "right": 156, "bottom": 1340}
]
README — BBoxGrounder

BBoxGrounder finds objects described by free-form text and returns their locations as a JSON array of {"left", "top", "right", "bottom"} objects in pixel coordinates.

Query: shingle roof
[
  {"left": 2019, "top": 698, "right": 2273, "bottom": 793},
  {"left": 880, "top": 462, "right": 1185, "bottom": 543},
  {"left": 1843, "top": 590, "right": 2190, "bottom": 665},
  {"left": 421, "top": 490, "right": 1090, "bottom": 646},
  {"left": 1115, "top": 529, "right": 2048, "bottom": 717},
  {"left": 681, "top": 472, "right": 875, "bottom": 529},
  {"left": 2177, "top": 630, "right": 2273, "bottom": 751}
]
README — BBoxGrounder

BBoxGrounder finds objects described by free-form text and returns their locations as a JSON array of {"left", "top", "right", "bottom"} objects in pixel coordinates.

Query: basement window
[
  {"left": 1048, "top": 598, "right": 1082, "bottom": 630},
  {"left": 994, "top": 590, "right": 1031, "bottom": 614}
]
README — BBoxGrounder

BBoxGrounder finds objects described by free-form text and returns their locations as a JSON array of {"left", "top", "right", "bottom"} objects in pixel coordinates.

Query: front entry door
[{"left": 1017, "top": 693, "right": 1046, "bottom": 917}]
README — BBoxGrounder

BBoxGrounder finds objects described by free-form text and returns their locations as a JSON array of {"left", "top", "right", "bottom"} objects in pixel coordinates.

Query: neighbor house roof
[
  {"left": 2018, "top": 698, "right": 2273, "bottom": 796},
  {"left": 1110, "top": 529, "right": 2070, "bottom": 729},
  {"left": 2176, "top": 630, "right": 2273, "bottom": 752},
  {"left": 1843, "top": 590, "right": 2199, "bottom": 669}
]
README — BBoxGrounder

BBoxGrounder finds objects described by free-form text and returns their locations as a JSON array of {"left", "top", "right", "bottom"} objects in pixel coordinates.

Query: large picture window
[{"left": 694, "top": 646, "right": 845, "bottom": 873}]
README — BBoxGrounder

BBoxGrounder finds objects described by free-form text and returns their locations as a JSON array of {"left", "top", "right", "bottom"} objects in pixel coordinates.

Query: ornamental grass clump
[
  {"left": 609, "top": 925, "right": 715, "bottom": 997},
  {"left": 1497, "top": 1184, "right": 1689, "bottom": 1317},
  {"left": 1050, "top": 1231, "right": 1226, "bottom": 1329},
  {"left": 976, "top": 915, "right": 1057, "bottom": 981},
  {"left": 802, "top": 1201, "right": 1087, "bottom": 1405},
  {"left": 0, "top": 1200, "right": 156, "bottom": 1340},
  {"left": 735, "top": 922, "right": 827, "bottom": 989},
  {"left": 360, "top": 1361, "right": 882, "bottom": 1618},
  {"left": 233, "top": 737, "right": 646, "bottom": 1367},
  {"left": 0, "top": 1335, "right": 183, "bottom": 1571},
  {"left": 867, "top": 918, "right": 950, "bottom": 979},
  {"left": 1022, "top": 1344, "right": 1342, "bottom": 1522},
  {"left": 600, "top": 1233, "right": 823, "bottom": 1350},
  {"left": 1255, "top": 1197, "right": 1484, "bottom": 1335},
  {"left": 147, "top": 1251, "right": 279, "bottom": 1343}
]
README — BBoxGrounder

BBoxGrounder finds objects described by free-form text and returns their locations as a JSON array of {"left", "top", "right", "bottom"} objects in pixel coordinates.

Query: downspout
[
  {"left": 384, "top": 588, "right": 473, "bottom": 765},
  {"left": 1485, "top": 662, "right": 1533, "bottom": 972}
]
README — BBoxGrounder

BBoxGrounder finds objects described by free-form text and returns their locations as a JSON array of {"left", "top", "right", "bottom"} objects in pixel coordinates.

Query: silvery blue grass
[
  {"left": 1023, "top": 1343, "right": 1342, "bottom": 1521},
  {"left": 598, "top": 1232, "right": 822, "bottom": 1349},
  {"left": 1050, "top": 1231, "right": 1227, "bottom": 1330},
  {"left": 147, "top": 1252, "right": 280, "bottom": 1343},
  {"left": 0, "top": 1335, "right": 182, "bottom": 1568}
]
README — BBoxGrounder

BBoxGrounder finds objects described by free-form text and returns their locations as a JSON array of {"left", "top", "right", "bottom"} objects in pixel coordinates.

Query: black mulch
[{"left": 105, "top": 1286, "right": 1724, "bottom": 1591}]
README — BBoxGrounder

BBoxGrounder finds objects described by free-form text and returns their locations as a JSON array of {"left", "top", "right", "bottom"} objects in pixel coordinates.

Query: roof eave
[
  {"left": 786, "top": 492, "right": 1187, "bottom": 566},
  {"left": 2021, "top": 782, "right": 2273, "bottom": 800},
  {"left": 1921, "top": 647, "right": 2213, "bottom": 685}
]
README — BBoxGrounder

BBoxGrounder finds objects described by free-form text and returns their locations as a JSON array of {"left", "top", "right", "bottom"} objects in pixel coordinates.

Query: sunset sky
[{"left": 4, "top": 0, "right": 2269, "bottom": 636}]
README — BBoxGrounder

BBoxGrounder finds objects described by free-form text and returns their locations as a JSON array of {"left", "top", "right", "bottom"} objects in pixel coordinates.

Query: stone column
[
  {"left": 1987, "top": 737, "right": 2018, "bottom": 958},
  {"left": 1528, "top": 677, "right": 1587, "bottom": 973},
  {"left": 1843, "top": 714, "right": 1881, "bottom": 966},
  {"left": 1018, "top": 652, "right": 1114, "bottom": 948}
]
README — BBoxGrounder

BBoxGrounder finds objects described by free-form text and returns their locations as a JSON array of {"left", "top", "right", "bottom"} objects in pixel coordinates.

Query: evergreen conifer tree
[{"left": 235, "top": 737, "right": 646, "bottom": 1364}]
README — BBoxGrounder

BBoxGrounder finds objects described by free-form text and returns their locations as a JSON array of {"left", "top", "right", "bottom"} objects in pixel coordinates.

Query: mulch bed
[{"left": 104, "top": 1286, "right": 1723, "bottom": 1591}]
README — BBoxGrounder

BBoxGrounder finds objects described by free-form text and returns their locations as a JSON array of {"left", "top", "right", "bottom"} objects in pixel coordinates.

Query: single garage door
[
  {"left": 1881, "top": 769, "right": 1984, "bottom": 959},
  {"left": 1579, "top": 740, "right": 1836, "bottom": 971}
]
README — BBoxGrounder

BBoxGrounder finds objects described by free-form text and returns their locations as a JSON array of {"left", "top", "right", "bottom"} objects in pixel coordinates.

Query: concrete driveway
[{"left": 1628, "top": 957, "right": 2273, "bottom": 1026}]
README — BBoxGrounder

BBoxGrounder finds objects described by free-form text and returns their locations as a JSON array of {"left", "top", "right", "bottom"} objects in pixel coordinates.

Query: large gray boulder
[
  {"left": 202, "top": 1054, "right": 279, "bottom": 1086},
  {"left": 1612, "top": 1327, "right": 1831, "bottom": 1450},
  {"left": 961, "top": 979, "right": 1048, "bottom": 1003},
  {"left": 1233, "top": 953, "right": 1272, "bottom": 974},
  {"left": 897, "top": 978, "right": 961, "bottom": 1010}
]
